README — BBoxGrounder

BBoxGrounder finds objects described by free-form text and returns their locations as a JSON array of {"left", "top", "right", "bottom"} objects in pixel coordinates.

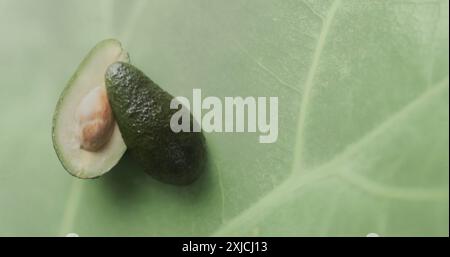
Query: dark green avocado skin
[{"left": 105, "top": 62, "right": 206, "bottom": 185}]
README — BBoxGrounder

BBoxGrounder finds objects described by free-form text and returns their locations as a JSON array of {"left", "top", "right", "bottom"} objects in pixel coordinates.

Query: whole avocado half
[{"left": 105, "top": 62, "right": 206, "bottom": 185}]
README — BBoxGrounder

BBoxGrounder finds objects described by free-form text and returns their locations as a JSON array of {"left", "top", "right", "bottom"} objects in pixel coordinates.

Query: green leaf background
[{"left": 0, "top": 0, "right": 448, "bottom": 236}]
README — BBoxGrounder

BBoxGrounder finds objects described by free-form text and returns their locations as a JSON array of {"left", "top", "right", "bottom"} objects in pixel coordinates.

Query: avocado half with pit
[{"left": 52, "top": 39, "right": 129, "bottom": 178}]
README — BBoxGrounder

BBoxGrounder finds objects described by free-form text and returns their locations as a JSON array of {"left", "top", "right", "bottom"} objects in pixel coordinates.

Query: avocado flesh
[
  {"left": 105, "top": 62, "right": 206, "bottom": 185},
  {"left": 52, "top": 39, "right": 129, "bottom": 179}
]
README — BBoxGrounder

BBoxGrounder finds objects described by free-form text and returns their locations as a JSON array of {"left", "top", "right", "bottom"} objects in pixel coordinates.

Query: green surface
[{"left": 0, "top": 0, "right": 448, "bottom": 236}]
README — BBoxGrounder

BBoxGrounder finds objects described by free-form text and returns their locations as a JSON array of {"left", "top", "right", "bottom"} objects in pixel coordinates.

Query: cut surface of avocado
[{"left": 52, "top": 39, "right": 129, "bottom": 178}]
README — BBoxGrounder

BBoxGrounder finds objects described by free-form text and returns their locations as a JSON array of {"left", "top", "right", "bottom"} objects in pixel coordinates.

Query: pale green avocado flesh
[{"left": 52, "top": 39, "right": 129, "bottom": 179}]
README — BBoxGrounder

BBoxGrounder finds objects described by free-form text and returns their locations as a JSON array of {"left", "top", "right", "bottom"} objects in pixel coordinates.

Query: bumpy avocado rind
[
  {"left": 105, "top": 62, "right": 207, "bottom": 185},
  {"left": 52, "top": 39, "right": 129, "bottom": 179}
]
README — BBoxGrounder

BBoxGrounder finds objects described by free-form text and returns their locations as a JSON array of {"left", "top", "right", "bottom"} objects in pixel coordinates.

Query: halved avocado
[
  {"left": 52, "top": 39, "right": 129, "bottom": 178},
  {"left": 105, "top": 62, "right": 207, "bottom": 185}
]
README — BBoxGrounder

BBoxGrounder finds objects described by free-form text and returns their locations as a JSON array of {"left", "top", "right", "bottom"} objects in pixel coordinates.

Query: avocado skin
[{"left": 105, "top": 62, "right": 206, "bottom": 185}]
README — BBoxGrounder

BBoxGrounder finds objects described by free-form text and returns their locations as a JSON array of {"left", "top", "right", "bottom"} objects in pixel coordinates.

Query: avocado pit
[{"left": 76, "top": 86, "right": 114, "bottom": 152}]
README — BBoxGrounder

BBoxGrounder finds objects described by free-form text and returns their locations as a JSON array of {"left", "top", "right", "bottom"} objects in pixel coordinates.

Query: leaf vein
[
  {"left": 291, "top": 0, "right": 342, "bottom": 173},
  {"left": 233, "top": 40, "right": 300, "bottom": 93},
  {"left": 339, "top": 171, "right": 449, "bottom": 201},
  {"left": 212, "top": 76, "right": 448, "bottom": 235}
]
